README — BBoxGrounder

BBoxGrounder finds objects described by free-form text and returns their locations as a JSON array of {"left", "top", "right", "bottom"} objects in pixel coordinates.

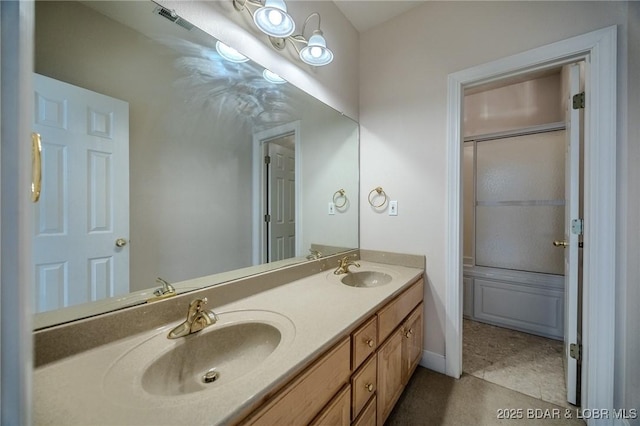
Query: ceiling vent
[{"left": 154, "top": 6, "right": 194, "bottom": 31}]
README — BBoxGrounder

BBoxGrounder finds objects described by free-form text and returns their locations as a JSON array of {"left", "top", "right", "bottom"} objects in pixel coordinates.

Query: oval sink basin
[
  {"left": 103, "top": 310, "right": 295, "bottom": 405},
  {"left": 341, "top": 271, "right": 392, "bottom": 288},
  {"left": 142, "top": 322, "right": 281, "bottom": 396}
]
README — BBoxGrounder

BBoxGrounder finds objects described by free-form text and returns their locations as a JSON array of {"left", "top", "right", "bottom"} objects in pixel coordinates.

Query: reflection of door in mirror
[
  {"left": 32, "top": 73, "right": 130, "bottom": 313},
  {"left": 265, "top": 136, "right": 296, "bottom": 262}
]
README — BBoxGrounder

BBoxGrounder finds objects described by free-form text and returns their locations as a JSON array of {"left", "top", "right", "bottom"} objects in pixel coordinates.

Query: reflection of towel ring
[
  {"left": 333, "top": 189, "right": 347, "bottom": 208},
  {"left": 368, "top": 187, "right": 388, "bottom": 208}
]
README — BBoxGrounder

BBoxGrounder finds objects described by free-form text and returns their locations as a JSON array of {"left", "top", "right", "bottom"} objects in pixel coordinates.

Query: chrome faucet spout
[{"left": 168, "top": 297, "right": 218, "bottom": 339}]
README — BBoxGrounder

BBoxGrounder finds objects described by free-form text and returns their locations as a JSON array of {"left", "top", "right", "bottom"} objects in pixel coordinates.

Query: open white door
[
  {"left": 563, "top": 63, "right": 582, "bottom": 406},
  {"left": 32, "top": 74, "right": 130, "bottom": 313},
  {"left": 267, "top": 141, "right": 295, "bottom": 261}
]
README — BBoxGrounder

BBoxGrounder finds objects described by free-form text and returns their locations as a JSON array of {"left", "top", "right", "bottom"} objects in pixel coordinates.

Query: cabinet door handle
[
  {"left": 365, "top": 383, "right": 374, "bottom": 392},
  {"left": 365, "top": 338, "right": 374, "bottom": 348},
  {"left": 404, "top": 328, "right": 414, "bottom": 338}
]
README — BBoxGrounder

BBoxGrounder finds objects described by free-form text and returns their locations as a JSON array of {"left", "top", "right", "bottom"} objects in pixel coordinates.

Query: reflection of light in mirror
[
  {"left": 153, "top": 36, "right": 297, "bottom": 130},
  {"left": 263, "top": 69, "right": 286, "bottom": 84},
  {"left": 215, "top": 41, "right": 249, "bottom": 63}
]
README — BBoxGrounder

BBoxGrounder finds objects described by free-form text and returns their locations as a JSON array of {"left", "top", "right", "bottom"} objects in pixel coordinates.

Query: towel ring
[
  {"left": 333, "top": 189, "right": 347, "bottom": 208},
  {"left": 368, "top": 187, "right": 388, "bottom": 208}
]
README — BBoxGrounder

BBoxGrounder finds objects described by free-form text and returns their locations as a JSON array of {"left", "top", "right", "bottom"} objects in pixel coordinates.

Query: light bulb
[
  {"left": 310, "top": 46, "right": 322, "bottom": 58},
  {"left": 268, "top": 9, "right": 283, "bottom": 26}
]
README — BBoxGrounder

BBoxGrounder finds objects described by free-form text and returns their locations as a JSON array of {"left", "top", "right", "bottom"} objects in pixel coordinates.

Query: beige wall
[{"left": 359, "top": 0, "right": 636, "bottom": 412}]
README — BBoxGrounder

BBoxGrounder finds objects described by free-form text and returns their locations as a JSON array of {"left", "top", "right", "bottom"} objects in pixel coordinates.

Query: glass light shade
[
  {"left": 253, "top": 0, "right": 295, "bottom": 38},
  {"left": 299, "top": 32, "right": 333, "bottom": 66},
  {"left": 263, "top": 69, "right": 286, "bottom": 84},
  {"left": 215, "top": 41, "right": 249, "bottom": 63}
]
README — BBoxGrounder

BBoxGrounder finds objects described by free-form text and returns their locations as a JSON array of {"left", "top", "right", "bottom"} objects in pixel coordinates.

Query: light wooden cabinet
[
  {"left": 239, "top": 277, "right": 424, "bottom": 426},
  {"left": 352, "top": 396, "right": 376, "bottom": 426},
  {"left": 402, "top": 303, "right": 424, "bottom": 382},
  {"left": 376, "top": 284, "right": 424, "bottom": 425},
  {"left": 242, "top": 337, "right": 350, "bottom": 426},
  {"left": 376, "top": 328, "right": 404, "bottom": 424},
  {"left": 310, "top": 385, "right": 351, "bottom": 426}
]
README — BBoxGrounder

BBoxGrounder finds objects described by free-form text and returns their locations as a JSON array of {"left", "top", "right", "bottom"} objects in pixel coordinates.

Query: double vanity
[{"left": 34, "top": 250, "right": 425, "bottom": 425}]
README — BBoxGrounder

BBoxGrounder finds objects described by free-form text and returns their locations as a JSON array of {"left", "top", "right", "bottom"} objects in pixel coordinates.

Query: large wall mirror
[{"left": 33, "top": 0, "right": 359, "bottom": 329}]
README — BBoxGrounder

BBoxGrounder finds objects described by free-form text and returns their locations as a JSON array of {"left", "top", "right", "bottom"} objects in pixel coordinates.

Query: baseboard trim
[{"left": 420, "top": 350, "right": 446, "bottom": 374}]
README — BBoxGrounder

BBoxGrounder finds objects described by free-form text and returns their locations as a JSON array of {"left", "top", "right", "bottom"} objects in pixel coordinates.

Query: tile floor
[{"left": 463, "top": 319, "right": 572, "bottom": 408}]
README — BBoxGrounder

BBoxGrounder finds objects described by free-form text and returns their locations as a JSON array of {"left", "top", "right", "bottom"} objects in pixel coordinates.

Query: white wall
[{"left": 359, "top": 0, "right": 636, "bottom": 413}]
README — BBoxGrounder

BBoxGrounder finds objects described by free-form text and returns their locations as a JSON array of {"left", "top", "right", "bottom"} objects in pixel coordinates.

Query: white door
[
  {"left": 267, "top": 141, "right": 295, "bottom": 261},
  {"left": 32, "top": 73, "right": 130, "bottom": 313},
  {"left": 563, "top": 63, "right": 582, "bottom": 405}
]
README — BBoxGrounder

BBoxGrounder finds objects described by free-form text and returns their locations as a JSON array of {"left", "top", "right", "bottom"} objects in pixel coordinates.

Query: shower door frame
[{"left": 445, "top": 26, "right": 617, "bottom": 415}]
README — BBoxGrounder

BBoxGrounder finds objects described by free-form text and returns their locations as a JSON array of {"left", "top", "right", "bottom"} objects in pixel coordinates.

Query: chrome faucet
[
  {"left": 333, "top": 255, "right": 360, "bottom": 275},
  {"left": 167, "top": 297, "right": 219, "bottom": 339}
]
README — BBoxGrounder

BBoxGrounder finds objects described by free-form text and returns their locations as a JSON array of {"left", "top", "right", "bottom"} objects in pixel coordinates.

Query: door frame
[
  {"left": 1, "top": 1, "right": 35, "bottom": 424},
  {"left": 251, "top": 121, "right": 301, "bottom": 265},
  {"left": 445, "top": 25, "right": 617, "bottom": 415}
]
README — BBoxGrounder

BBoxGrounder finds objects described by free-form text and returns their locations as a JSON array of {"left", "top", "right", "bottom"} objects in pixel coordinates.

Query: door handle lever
[{"left": 553, "top": 240, "right": 568, "bottom": 248}]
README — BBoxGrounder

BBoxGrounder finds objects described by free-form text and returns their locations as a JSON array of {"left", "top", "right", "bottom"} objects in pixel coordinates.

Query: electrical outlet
[
  {"left": 389, "top": 200, "right": 398, "bottom": 216},
  {"left": 328, "top": 202, "right": 336, "bottom": 215}
]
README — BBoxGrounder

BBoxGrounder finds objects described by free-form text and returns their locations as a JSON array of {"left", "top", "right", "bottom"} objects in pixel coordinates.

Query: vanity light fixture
[
  {"left": 252, "top": 0, "right": 295, "bottom": 38},
  {"left": 233, "top": 0, "right": 334, "bottom": 67},
  {"left": 263, "top": 69, "right": 287, "bottom": 84},
  {"left": 216, "top": 41, "right": 250, "bottom": 63}
]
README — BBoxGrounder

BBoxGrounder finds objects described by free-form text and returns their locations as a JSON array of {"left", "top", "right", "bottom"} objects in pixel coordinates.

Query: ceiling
[{"left": 333, "top": 1, "right": 427, "bottom": 33}]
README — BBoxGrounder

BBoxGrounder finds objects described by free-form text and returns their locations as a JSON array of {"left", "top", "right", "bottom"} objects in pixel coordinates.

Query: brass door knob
[
  {"left": 115, "top": 238, "right": 128, "bottom": 248},
  {"left": 365, "top": 339, "right": 374, "bottom": 348},
  {"left": 553, "top": 240, "right": 568, "bottom": 248},
  {"left": 365, "top": 383, "right": 374, "bottom": 392}
]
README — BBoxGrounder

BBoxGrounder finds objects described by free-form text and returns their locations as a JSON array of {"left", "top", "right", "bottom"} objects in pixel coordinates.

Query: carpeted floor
[{"left": 385, "top": 367, "right": 585, "bottom": 425}]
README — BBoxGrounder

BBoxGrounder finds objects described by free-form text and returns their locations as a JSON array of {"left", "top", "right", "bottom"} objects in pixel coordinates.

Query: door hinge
[
  {"left": 572, "top": 92, "right": 585, "bottom": 109},
  {"left": 264, "top": 155, "right": 271, "bottom": 164},
  {"left": 571, "top": 218, "right": 584, "bottom": 235},
  {"left": 570, "top": 343, "right": 582, "bottom": 361},
  {"left": 264, "top": 214, "right": 270, "bottom": 222}
]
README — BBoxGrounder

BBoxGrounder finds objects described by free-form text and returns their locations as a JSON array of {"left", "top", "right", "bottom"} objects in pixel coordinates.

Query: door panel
[
  {"left": 267, "top": 142, "right": 295, "bottom": 262},
  {"left": 563, "top": 63, "right": 582, "bottom": 406},
  {"left": 32, "top": 73, "right": 129, "bottom": 313}
]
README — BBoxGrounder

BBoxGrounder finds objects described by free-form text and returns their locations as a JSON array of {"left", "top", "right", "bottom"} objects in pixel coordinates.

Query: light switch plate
[
  {"left": 328, "top": 202, "right": 336, "bottom": 215},
  {"left": 389, "top": 200, "right": 398, "bottom": 216}
]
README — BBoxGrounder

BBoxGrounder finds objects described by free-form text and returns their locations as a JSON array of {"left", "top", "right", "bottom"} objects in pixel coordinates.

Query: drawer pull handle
[
  {"left": 365, "top": 338, "right": 374, "bottom": 348},
  {"left": 365, "top": 383, "right": 374, "bottom": 392}
]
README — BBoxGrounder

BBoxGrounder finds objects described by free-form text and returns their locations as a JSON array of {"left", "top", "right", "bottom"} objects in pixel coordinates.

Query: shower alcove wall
[{"left": 462, "top": 69, "right": 573, "bottom": 340}]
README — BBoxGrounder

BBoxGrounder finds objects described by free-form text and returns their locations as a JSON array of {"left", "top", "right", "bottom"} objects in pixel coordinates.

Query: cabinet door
[
  {"left": 401, "top": 303, "right": 423, "bottom": 383},
  {"left": 310, "top": 384, "right": 351, "bottom": 426},
  {"left": 376, "top": 329, "right": 403, "bottom": 425}
]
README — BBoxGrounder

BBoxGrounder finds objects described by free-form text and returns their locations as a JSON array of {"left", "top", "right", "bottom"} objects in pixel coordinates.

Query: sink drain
[{"left": 202, "top": 368, "right": 219, "bottom": 384}]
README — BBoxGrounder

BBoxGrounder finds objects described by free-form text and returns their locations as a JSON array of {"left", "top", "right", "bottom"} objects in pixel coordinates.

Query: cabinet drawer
[
  {"left": 310, "top": 384, "right": 351, "bottom": 426},
  {"left": 377, "top": 279, "right": 424, "bottom": 343},
  {"left": 351, "top": 354, "right": 377, "bottom": 421},
  {"left": 244, "top": 337, "right": 350, "bottom": 425},
  {"left": 352, "top": 395, "right": 376, "bottom": 426},
  {"left": 351, "top": 316, "right": 377, "bottom": 370}
]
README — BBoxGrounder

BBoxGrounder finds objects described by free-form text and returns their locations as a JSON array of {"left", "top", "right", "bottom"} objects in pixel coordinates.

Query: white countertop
[{"left": 34, "top": 261, "right": 423, "bottom": 425}]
